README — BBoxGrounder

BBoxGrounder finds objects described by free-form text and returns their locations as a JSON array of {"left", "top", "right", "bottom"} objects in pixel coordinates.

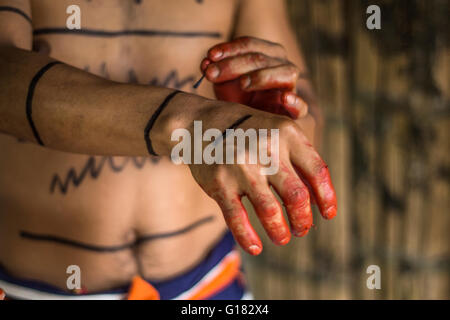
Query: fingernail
[
  {"left": 324, "top": 205, "right": 337, "bottom": 219},
  {"left": 293, "top": 228, "right": 310, "bottom": 237},
  {"left": 212, "top": 49, "right": 223, "bottom": 60},
  {"left": 248, "top": 245, "right": 262, "bottom": 255},
  {"left": 241, "top": 75, "right": 251, "bottom": 89},
  {"left": 286, "top": 93, "right": 298, "bottom": 107},
  {"left": 201, "top": 58, "right": 211, "bottom": 72},
  {"left": 207, "top": 64, "right": 220, "bottom": 79},
  {"left": 277, "top": 236, "right": 291, "bottom": 246}
]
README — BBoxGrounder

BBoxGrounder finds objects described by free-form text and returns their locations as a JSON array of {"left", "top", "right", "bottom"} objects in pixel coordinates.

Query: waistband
[{"left": 0, "top": 231, "right": 250, "bottom": 300}]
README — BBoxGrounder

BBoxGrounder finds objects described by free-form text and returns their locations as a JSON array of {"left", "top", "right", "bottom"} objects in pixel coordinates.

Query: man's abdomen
[{"left": 0, "top": 134, "right": 226, "bottom": 292}]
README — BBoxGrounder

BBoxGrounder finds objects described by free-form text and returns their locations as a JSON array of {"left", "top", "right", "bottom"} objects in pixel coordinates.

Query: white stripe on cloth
[{"left": 0, "top": 279, "right": 124, "bottom": 300}]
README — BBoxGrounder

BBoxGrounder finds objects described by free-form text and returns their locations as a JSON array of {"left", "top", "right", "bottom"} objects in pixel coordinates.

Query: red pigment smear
[
  {"left": 279, "top": 163, "right": 313, "bottom": 235},
  {"left": 213, "top": 193, "right": 263, "bottom": 256},
  {"left": 314, "top": 164, "right": 338, "bottom": 220}
]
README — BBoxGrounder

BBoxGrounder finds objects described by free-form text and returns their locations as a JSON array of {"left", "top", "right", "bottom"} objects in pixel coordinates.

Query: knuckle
[
  {"left": 277, "top": 118, "right": 299, "bottom": 137},
  {"left": 285, "top": 185, "right": 310, "bottom": 207},
  {"left": 235, "top": 162, "right": 254, "bottom": 181},
  {"left": 206, "top": 170, "right": 228, "bottom": 196},
  {"left": 253, "top": 69, "right": 270, "bottom": 84},
  {"left": 274, "top": 42, "right": 287, "bottom": 55},
  {"left": 257, "top": 199, "right": 280, "bottom": 218},
  {"left": 249, "top": 52, "right": 268, "bottom": 67},
  {"left": 286, "top": 63, "right": 300, "bottom": 79},
  {"left": 313, "top": 159, "right": 329, "bottom": 177},
  {"left": 237, "top": 36, "right": 253, "bottom": 47}
]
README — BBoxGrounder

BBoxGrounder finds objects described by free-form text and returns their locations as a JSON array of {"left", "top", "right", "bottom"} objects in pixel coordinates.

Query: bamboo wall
[{"left": 242, "top": 0, "right": 449, "bottom": 299}]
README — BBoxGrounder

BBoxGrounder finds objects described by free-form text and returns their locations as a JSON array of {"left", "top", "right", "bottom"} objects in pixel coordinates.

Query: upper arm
[
  {"left": 0, "top": 0, "right": 32, "bottom": 49},
  {"left": 233, "top": 0, "right": 306, "bottom": 73}
]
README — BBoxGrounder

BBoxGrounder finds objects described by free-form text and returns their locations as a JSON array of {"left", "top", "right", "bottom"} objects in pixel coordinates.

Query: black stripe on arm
[
  {"left": 0, "top": 6, "right": 32, "bottom": 24},
  {"left": 19, "top": 215, "right": 215, "bottom": 253},
  {"left": 25, "top": 61, "right": 62, "bottom": 146},
  {"left": 33, "top": 28, "right": 222, "bottom": 38},
  {"left": 225, "top": 115, "right": 253, "bottom": 132},
  {"left": 144, "top": 90, "right": 181, "bottom": 156},
  {"left": 210, "top": 114, "right": 253, "bottom": 148},
  {"left": 222, "top": 114, "right": 253, "bottom": 139}
]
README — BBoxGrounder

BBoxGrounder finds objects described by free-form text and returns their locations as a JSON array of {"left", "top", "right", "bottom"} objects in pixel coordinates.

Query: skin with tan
[{"left": 0, "top": 0, "right": 336, "bottom": 293}]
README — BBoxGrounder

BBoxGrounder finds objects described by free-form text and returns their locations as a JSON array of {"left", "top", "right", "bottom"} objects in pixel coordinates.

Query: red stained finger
[
  {"left": 200, "top": 58, "right": 212, "bottom": 73},
  {"left": 269, "top": 163, "right": 313, "bottom": 237},
  {"left": 295, "top": 168, "right": 318, "bottom": 205},
  {"left": 205, "top": 53, "right": 282, "bottom": 83},
  {"left": 245, "top": 182, "right": 291, "bottom": 246},
  {"left": 281, "top": 92, "right": 308, "bottom": 119},
  {"left": 213, "top": 192, "right": 263, "bottom": 255},
  {"left": 210, "top": 80, "right": 305, "bottom": 119},
  {"left": 291, "top": 149, "right": 337, "bottom": 220},
  {"left": 0, "top": 288, "right": 5, "bottom": 300},
  {"left": 240, "top": 64, "right": 298, "bottom": 92},
  {"left": 248, "top": 90, "right": 300, "bottom": 119},
  {"left": 207, "top": 37, "right": 286, "bottom": 62}
]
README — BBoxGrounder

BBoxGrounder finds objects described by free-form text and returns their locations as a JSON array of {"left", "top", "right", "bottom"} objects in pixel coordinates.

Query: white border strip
[{"left": 0, "top": 280, "right": 124, "bottom": 300}]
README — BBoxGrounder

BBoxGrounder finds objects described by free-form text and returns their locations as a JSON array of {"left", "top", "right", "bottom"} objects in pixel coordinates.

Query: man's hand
[
  {"left": 201, "top": 36, "right": 308, "bottom": 120},
  {"left": 0, "top": 288, "right": 5, "bottom": 300},
  {"left": 188, "top": 106, "right": 337, "bottom": 256}
]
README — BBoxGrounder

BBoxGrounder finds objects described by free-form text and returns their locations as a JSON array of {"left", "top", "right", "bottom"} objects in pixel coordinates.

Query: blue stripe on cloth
[
  {"left": 0, "top": 231, "right": 243, "bottom": 299},
  {"left": 206, "top": 279, "right": 245, "bottom": 300},
  {"left": 148, "top": 231, "right": 237, "bottom": 299}
]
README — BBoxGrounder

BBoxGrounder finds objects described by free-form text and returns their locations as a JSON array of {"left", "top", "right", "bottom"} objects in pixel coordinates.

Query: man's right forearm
[{"left": 0, "top": 46, "right": 236, "bottom": 157}]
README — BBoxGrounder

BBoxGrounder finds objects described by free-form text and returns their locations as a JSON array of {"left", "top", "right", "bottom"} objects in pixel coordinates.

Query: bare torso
[{"left": 0, "top": 0, "right": 238, "bottom": 292}]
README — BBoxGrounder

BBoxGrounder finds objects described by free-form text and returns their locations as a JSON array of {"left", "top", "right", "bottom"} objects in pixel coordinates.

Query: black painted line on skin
[
  {"left": 135, "top": 215, "right": 214, "bottom": 244},
  {"left": 144, "top": 91, "right": 181, "bottom": 156},
  {"left": 20, "top": 215, "right": 215, "bottom": 253},
  {"left": 222, "top": 115, "right": 253, "bottom": 140},
  {"left": 149, "top": 70, "right": 195, "bottom": 90},
  {"left": 33, "top": 28, "right": 222, "bottom": 38},
  {"left": 0, "top": 6, "right": 32, "bottom": 24},
  {"left": 50, "top": 156, "right": 155, "bottom": 194},
  {"left": 26, "top": 62, "right": 62, "bottom": 146},
  {"left": 19, "top": 231, "right": 130, "bottom": 252},
  {"left": 211, "top": 115, "right": 253, "bottom": 148},
  {"left": 226, "top": 115, "right": 253, "bottom": 131}
]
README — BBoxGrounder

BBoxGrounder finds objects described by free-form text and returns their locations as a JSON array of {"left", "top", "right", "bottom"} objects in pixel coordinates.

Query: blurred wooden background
[{"left": 242, "top": 0, "right": 449, "bottom": 299}]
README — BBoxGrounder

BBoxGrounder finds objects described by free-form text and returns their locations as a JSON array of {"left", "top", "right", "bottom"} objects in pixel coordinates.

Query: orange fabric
[
  {"left": 126, "top": 251, "right": 241, "bottom": 300},
  {"left": 188, "top": 252, "right": 241, "bottom": 300},
  {"left": 127, "top": 276, "right": 160, "bottom": 300}
]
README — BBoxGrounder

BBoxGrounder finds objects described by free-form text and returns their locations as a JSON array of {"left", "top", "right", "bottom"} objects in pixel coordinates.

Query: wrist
[
  {"left": 150, "top": 96, "right": 256, "bottom": 157},
  {"left": 149, "top": 93, "right": 222, "bottom": 157}
]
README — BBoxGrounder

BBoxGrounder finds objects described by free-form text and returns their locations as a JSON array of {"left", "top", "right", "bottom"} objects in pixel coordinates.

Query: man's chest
[{"left": 29, "top": 0, "right": 236, "bottom": 89}]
